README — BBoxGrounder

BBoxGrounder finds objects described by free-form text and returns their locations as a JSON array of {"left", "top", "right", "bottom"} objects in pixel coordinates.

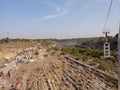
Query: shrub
[
  {"left": 34, "top": 51, "right": 39, "bottom": 56},
  {"left": 43, "top": 54, "right": 48, "bottom": 57}
]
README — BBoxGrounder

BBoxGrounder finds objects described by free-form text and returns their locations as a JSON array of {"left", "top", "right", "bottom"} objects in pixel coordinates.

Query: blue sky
[{"left": 0, "top": 0, "right": 120, "bottom": 39}]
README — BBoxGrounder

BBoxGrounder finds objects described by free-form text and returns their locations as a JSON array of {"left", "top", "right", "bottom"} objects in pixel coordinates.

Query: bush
[
  {"left": 61, "top": 47, "right": 103, "bottom": 58},
  {"left": 43, "top": 54, "right": 48, "bottom": 57},
  {"left": 34, "top": 51, "right": 39, "bottom": 56}
]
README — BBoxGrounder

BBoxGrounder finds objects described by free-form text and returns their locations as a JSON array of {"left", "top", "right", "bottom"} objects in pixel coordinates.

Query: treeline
[
  {"left": 58, "top": 34, "right": 118, "bottom": 51},
  {"left": 77, "top": 35, "right": 118, "bottom": 51},
  {"left": 0, "top": 38, "right": 57, "bottom": 44}
]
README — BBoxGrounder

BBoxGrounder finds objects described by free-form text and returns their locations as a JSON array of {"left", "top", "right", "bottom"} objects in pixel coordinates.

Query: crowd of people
[{"left": 0, "top": 47, "right": 35, "bottom": 90}]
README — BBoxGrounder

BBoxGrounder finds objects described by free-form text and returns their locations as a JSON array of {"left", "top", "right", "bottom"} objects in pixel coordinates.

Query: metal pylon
[
  {"left": 103, "top": 29, "right": 110, "bottom": 57},
  {"left": 104, "top": 42, "right": 110, "bottom": 57}
]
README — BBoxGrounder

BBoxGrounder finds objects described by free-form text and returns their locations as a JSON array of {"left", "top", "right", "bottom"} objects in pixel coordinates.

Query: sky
[{"left": 0, "top": 0, "right": 120, "bottom": 39}]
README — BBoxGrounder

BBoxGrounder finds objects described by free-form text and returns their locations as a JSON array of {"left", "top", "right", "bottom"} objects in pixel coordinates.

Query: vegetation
[
  {"left": 40, "top": 39, "right": 56, "bottom": 46},
  {"left": 34, "top": 51, "right": 39, "bottom": 56},
  {"left": 58, "top": 35, "right": 118, "bottom": 51},
  {"left": 43, "top": 54, "right": 48, "bottom": 57},
  {"left": 0, "top": 37, "right": 10, "bottom": 43},
  {"left": 59, "top": 46, "right": 118, "bottom": 73},
  {"left": 61, "top": 47, "right": 103, "bottom": 59},
  {"left": 56, "top": 35, "right": 118, "bottom": 73}
]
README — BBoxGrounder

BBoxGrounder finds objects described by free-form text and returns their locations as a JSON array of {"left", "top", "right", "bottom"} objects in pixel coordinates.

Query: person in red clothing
[
  {"left": 10, "top": 81, "right": 21, "bottom": 90},
  {"left": 14, "top": 81, "right": 21, "bottom": 89},
  {"left": 0, "top": 71, "right": 4, "bottom": 77}
]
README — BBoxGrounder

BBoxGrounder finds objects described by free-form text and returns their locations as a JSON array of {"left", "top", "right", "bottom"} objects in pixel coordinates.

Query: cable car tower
[
  {"left": 103, "top": 29, "right": 110, "bottom": 57},
  {"left": 102, "top": 0, "right": 113, "bottom": 58}
]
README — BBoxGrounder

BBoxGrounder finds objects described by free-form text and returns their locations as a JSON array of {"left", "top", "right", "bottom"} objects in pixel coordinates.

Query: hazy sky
[{"left": 0, "top": 0, "right": 120, "bottom": 39}]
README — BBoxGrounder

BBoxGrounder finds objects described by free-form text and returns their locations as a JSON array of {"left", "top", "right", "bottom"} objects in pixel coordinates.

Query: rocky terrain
[
  {"left": 0, "top": 40, "right": 38, "bottom": 64},
  {"left": 0, "top": 40, "right": 118, "bottom": 90}
]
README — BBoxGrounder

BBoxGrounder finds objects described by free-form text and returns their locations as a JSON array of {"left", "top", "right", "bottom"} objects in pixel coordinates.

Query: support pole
[{"left": 118, "top": 23, "right": 120, "bottom": 90}]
